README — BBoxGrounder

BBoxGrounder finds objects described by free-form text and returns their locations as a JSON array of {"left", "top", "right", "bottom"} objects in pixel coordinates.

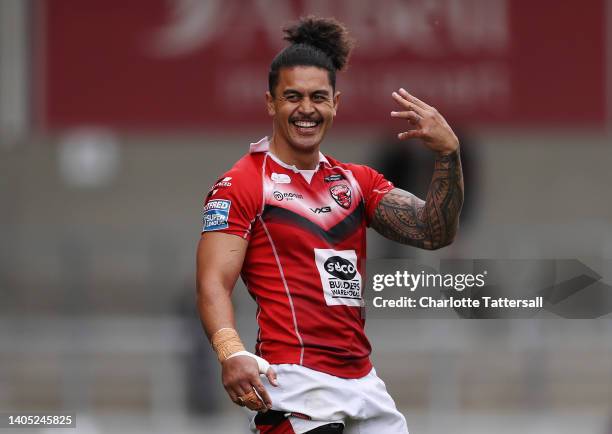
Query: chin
[
  {"left": 289, "top": 137, "right": 321, "bottom": 153},
  {"left": 289, "top": 131, "right": 324, "bottom": 151}
]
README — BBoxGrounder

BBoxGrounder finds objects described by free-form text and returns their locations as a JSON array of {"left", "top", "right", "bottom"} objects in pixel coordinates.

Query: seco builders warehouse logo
[{"left": 314, "top": 248, "right": 362, "bottom": 307}]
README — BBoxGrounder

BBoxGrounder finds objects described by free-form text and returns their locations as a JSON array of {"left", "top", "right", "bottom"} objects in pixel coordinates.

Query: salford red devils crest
[{"left": 330, "top": 184, "right": 352, "bottom": 209}]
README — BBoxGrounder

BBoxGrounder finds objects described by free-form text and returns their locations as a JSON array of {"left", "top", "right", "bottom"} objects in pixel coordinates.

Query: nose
[{"left": 298, "top": 97, "right": 315, "bottom": 115}]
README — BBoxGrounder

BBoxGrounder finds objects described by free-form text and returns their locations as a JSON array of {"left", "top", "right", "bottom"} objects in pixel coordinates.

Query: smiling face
[{"left": 266, "top": 66, "right": 340, "bottom": 157}]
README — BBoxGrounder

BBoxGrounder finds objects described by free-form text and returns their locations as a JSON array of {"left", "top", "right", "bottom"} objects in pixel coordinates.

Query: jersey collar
[{"left": 249, "top": 136, "right": 330, "bottom": 171}]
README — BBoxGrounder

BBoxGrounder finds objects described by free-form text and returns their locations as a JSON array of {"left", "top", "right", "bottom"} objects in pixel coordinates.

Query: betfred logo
[
  {"left": 330, "top": 184, "right": 351, "bottom": 209},
  {"left": 208, "top": 177, "right": 232, "bottom": 197},
  {"left": 213, "top": 176, "right": 232, "bottom": 188},
  {"left": 314, "top": 249, "right": 362, "bottom": 307},
  {"left": 202, "top": 199, "right": 231, "bottom": 231},
  {"left": 204, "top": 199, "right": 230, "bottom": 211},
  {"left": 324, "top": 256, "right": 357, "bottom": 280}
]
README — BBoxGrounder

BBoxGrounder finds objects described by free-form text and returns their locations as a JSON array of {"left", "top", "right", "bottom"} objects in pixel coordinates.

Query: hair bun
[{"left": 283, "top": 16, "right": 355, "bottom": 71}]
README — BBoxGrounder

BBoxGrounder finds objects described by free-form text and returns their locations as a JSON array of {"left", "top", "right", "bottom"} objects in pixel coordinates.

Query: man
[{"left": 197, "top": 16, "right": 463, "bottom": 434}]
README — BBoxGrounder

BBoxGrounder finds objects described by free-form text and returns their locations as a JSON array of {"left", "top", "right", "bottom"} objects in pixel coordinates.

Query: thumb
[{"left": 266, "top": 367, "right": 279, "bottom": 387}]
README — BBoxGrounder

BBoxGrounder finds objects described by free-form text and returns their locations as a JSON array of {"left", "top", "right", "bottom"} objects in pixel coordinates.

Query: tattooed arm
[
  {"left": 371, "top": 88, "right": 464, "bottom": 249},
  {"left": 371, "top": 151, "right": 464, "bottom": 249}
]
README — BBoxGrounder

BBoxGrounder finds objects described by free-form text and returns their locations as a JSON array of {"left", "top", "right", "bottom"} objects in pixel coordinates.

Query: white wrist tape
[{"left": 226, "top": 350, "right": 270, "bottom": 374}]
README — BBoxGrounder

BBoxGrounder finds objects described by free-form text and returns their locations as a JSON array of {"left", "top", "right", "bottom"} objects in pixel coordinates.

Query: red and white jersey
[{"left": 202, "top": 137, "right": 394, "bottom": 379}]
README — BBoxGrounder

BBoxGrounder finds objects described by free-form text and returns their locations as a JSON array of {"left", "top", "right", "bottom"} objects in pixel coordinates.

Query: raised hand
[{"left": 391, "top": 88, "right": 459, "bottom": 155}]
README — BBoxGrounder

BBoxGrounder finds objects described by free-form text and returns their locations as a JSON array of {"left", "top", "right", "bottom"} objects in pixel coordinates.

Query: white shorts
[{"left": 249, "top": 364, "right": 409, "bottom": 434}]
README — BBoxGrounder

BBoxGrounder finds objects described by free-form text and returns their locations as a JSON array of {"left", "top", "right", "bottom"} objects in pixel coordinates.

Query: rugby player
[{"left": 196, "top": 16, "right": 463, "bottom": 434}]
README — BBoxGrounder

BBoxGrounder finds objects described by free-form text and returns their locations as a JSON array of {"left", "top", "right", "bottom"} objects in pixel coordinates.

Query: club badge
[{"left": 330, "top": 184, "right": 351, "bottom": 209}]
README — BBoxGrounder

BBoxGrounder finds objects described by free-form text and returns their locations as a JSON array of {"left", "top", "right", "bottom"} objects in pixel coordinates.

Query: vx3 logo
[{"left": 310, "top": 206, "right": 332, "bottom": 214}]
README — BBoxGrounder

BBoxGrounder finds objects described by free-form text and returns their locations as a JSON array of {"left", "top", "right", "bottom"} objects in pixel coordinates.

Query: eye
[
  {"left": 284, "top": 94, "right": 300, "bottom": 102},
  {"left": 312, "top": 94, "right": 328, "bottom": 102}
]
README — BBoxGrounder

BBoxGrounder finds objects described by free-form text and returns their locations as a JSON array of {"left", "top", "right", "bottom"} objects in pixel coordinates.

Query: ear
[
  {"left": 265, "top": 91, "right": 276, "bottom": 116},
  {"left": 332, "top": 91, "right": 341, "bottom": 116}
]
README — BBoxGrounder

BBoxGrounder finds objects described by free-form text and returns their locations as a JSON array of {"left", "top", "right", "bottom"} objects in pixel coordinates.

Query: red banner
[{"left": 39, "top": 0, "right": 606, "bottom": 130}]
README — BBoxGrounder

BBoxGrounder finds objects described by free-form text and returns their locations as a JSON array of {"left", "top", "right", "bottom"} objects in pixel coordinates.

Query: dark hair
[{"left": 268, "top": 16, "right": 355, "bottom": 96}]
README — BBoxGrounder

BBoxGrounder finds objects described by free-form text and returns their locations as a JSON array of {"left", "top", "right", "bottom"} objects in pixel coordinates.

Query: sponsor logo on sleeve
[
  {"left": 314, "top": 249, "right": 362, "bottom": 307},
  {"left": 208, "top": 176, "right": 232, "bottom": 198},
  {"left": 213, "top": 176, "right": 232, "bottom": 188},
  {"left": 329, "top": 184, "right": 352, "bottom": 209},
  {"left": 202, "top": 199, "right": 231, "bottom": 231}
]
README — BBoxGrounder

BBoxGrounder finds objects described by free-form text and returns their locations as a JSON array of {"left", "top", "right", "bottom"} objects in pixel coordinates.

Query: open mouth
[{"left": 290, "top": 119, "right": 321, "bottom": 135}]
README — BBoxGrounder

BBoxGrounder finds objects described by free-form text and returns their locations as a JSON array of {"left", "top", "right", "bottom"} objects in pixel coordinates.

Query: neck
[{"left": 269, "top": 134, "right": 319, "bottom": 170}]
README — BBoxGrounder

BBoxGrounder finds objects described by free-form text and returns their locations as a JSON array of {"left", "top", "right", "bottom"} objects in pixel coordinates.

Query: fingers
[
  {"left": 226, "top": 380, "right": 269, "bottom": 411},
  {"left": 226, "top": 387, "right": 246, "bottom": 406},
  {"left": 235, "top": 380, "right": 254, "bottom": 398},
  {"left": 391, "top": 88, "right": 458, "bottom": 151},
  {"left": 391, "top": 88, "right": 431, "bottom": 141},
  {"left": 239, "top": 379, "right": 267, "bottom": 410},
  {"left": 241, "top": 388, "right": 268, "bottom": 412},
  {"left": 398, "top": 88, "right": 431, "bottom": 110},
  {"left": 266, "top": 367, "right": 279, "bottom": 387},
  {"left": 226, "top": 382, "right": 248, "bottom": 404},
  {"left": 397, "top": 130, "right": 424, "bottom": 140},
  {"left": 232, "top": 385, "right": 267, "bottom": 411},
  {"left": 221, "top": 355, "right": 275, "bottom": 412},
  {"left": 252, "top": 378, "right": 273, "bottom": 409},
  {"left": 392, "top": 91, "right": 426, "bottom": 116},
  {"left": 224, "top": 378, "right": 259, "bottom": 408},
  {"left": 391, "top": 110, "right": 421, "bottom": 124}
]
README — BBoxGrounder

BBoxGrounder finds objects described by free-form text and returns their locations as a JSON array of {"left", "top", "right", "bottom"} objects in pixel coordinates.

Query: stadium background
[{"left": 1, "top": 0, "right": 612, "bottom": 432}]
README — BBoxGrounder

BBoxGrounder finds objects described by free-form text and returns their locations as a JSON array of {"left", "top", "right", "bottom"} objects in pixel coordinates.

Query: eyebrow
[{"left": 282, "top": 89, "right": 331, "bottom": 96}]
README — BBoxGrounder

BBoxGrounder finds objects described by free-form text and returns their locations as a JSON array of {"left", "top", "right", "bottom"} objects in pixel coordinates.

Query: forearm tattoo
[{"left": 371, "top": 150, "right": 464, "bottom": 249}]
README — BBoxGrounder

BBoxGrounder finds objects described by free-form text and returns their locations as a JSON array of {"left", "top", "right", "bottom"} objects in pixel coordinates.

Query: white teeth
[{"left": 294, "top": 121, "right": 317, "bottom": 128}]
